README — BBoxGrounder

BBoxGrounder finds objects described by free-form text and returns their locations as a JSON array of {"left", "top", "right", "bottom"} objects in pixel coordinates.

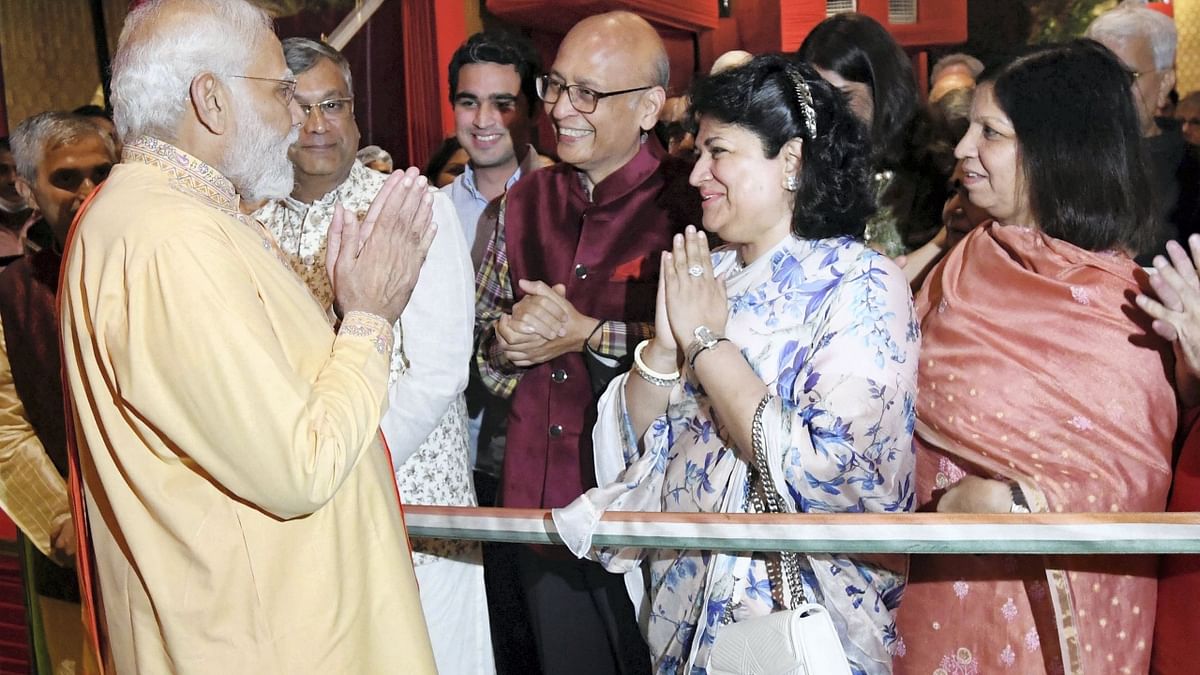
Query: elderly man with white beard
[{"left": 58, "top": 0, "right": 438, "bottom": 672}]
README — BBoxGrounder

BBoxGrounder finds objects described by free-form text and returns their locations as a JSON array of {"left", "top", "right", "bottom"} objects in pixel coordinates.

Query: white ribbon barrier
[{"left": 405, "top": 506, "right": 1200, "bottom": 555}]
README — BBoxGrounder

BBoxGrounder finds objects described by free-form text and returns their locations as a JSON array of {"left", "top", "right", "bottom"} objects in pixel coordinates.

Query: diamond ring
[{"left": 687, "top": 265, "right": 704, "bottom": 278}]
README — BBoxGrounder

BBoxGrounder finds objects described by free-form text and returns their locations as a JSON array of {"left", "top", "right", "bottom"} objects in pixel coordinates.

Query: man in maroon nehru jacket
[{"left": 473, "top": 10, "right": 697, "bottom": 675}]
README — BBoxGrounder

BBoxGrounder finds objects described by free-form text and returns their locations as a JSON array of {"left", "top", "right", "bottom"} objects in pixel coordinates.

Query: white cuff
[{"left": 551, "top": 495, "right": 602, "bottom": 558}]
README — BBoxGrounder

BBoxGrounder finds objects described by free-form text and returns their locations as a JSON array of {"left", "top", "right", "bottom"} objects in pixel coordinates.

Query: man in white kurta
[
  {"left": 255, "top": 37, "right": 491, "bottom": 675},
  {"left": 58, "top": 1, "right": 436, "bottom": 672}
]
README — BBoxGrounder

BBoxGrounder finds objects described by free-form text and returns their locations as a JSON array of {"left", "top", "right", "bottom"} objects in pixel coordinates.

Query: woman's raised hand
[
  {"left": 1136, "top": 235, "right": 1200, "bottom": 405},
  {"left": 663, "top": 225, "right": 728, "bottom": 349}
]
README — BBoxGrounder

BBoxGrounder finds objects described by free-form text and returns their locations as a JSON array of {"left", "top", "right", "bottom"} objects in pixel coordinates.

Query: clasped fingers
[{"left": 512, "top": 294, "right": 568, "bottom": 341}]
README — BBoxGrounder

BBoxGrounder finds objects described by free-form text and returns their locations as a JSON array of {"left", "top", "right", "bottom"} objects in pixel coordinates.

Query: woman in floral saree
[{"left": 553, "top": 54, "right": 919, "bottom": 675}]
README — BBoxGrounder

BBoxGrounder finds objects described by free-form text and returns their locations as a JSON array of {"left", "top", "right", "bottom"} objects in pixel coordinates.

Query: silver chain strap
[{"left": 747, "top": 394, "right": 806, "bottom": 610}]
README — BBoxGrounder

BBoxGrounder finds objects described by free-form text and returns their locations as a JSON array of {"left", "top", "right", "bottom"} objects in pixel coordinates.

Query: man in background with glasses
[
  {"left": 0, "top": 111, "right": 115, "bottom": 674},
  {"left": 60, "top": 0, "right": 438, "bottom": 671},
  {"left": 1087, "top": 0, "right": 1183, "bottom": 264},
  {"left": 473, "top": 10, "right": 698, "bottom": 675},
  {"left": 255, "top": 37, "right": 486, "bottom": 675}
]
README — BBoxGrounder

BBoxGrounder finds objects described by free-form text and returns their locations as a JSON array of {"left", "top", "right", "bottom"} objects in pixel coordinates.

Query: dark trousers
[{"left": 514, "top": 544, "right": 651, "bottom": 675}]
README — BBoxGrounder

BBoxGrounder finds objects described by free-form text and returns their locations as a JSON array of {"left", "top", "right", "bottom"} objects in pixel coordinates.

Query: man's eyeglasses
[
  {"left": 1127, "top": 67, "right": 1164, "bottom": 82},
  {"left": 230, "top": 75, "right": 297, "bottom": 106},
  {"left": 297, "top": 97, "right": 355, "bottom": 120},
  {"left": 50, "top": 164, "right": 113, "bottom": 193},
  {"left": 535, "top": 74, "right": 653, "bottom": 114}
]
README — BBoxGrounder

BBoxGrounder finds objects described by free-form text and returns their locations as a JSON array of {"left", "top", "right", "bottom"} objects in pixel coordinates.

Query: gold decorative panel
[
  {"left": 1178, "top": 0, "right": 1200, "bottom": 95},
  {"left": 0, "top": 0, "right": 107, "bottom": 127}
]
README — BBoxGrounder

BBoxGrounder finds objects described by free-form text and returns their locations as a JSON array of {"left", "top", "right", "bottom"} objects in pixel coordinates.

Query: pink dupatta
[{"left": 894, "top": 224, "right": 1176, "bottom": 675}]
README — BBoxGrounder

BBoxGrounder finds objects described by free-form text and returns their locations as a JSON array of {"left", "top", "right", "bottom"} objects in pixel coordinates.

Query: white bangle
[{"left": 633, "top": 340, "right": 679, "bottom": 387}]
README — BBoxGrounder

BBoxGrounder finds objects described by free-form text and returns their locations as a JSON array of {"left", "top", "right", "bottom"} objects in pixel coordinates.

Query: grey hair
[
  {"left": 282, "top": 37, "right": 354, "bottom": 95},
  {"left": 356, "top": 145, "right": 391, "bottom": 168},
  {"left": 11, "top": 112, "right": 116, "bottom": 184},
  {"left": 110, "top": 0, "right": 272, "bottom": 142},
  {"left": 651, "top": 49, "right": 670, "bottom": 89},
  {"left": 1086, "top": 0, "right": 1177, "bottom": 70},
  {"left": 930, "top": 52, "right": 984, "bottom": 82}
]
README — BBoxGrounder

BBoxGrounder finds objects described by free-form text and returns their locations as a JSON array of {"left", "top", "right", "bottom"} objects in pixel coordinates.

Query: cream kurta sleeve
[
  {"left": 381, "top": 193, "right": 473, "bottom": 466},
  {"left": 104, "top": 226, "right": 394, "bottom": 520},
  {"left": 0, "top": 321, "right": 69, "bottom": 556}
]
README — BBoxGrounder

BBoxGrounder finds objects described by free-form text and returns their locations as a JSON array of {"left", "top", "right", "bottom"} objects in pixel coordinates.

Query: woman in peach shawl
[{"left": 893, "top": 41, "right": 1177, "bottom": 675}]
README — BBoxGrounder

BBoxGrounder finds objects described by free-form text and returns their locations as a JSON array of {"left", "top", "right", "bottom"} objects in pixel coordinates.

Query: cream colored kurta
[
  {"left": 0, "top": 320, "right": 70, "bottom": 557},
  {"left": 59, "top": 136, "right": 436, "bottom": 674}
]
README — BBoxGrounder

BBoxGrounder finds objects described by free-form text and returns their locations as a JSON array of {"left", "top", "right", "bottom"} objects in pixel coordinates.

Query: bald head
[
  {"left": 929, "top": 71, "right": 975, "bottom": 103},
  {"left": 544, "top": 11, "right": 670, "bottom": 185},
  {"left": 561, "top": 11, "right": 669, "bottom": 90},
  {"left": 711, "top": 50, "right": 752, "bottom": 75}
]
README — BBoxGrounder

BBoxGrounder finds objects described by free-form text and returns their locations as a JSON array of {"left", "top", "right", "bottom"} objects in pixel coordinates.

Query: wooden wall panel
[
  {"left": 0, "top": 0, "right": 105, "bottom": 126},
  {"left": 781, "top": 0, "right": 967, "bottom": 51},
  {"left": 101, "top": 0, "right": 130, "bottom": 61},
  {"left": 487, "top": 0, "right": 717, "bottom": 34},
  {"left": 1178, "top": 0, "right": 1200, "bottom": 95}
]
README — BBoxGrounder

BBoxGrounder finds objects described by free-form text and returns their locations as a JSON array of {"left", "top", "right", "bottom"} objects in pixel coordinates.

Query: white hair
[
  {"left": 110, "top": 0, "right": 271, "bottom": 141},
  {"left": 1086, "top": 0, "right": 1177, "bottom": 71},
  {"left": 930, "top": 53, "right": 984, "bottom": 82},
  {"left": 11, "top": 112, "right": 116, "bottom": 185},
  {"left": 356, "top": 145, "right": 392, "bottom": 169}
]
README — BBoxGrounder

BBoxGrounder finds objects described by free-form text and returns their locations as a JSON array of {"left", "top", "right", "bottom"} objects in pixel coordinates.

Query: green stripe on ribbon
[{"left": 405, "top": 506, "right": 1200, "bottom": 555}]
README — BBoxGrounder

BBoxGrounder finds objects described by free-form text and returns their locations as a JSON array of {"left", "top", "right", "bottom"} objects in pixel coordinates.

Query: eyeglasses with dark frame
[
  {"left": 1126, "top": 66, "right": 1165, "bottom": 81},
  {"left": 49, "top": 163, "right": 113, "bottom": 193},
  {"left": 296, "top": 97, "right": 355, "bottom": 120},
  {"left": 229, "top": 75, "right": 298, "bottom": 105},
  {"left": 535, "top": 74, "right": 653, "bottom": 114}
]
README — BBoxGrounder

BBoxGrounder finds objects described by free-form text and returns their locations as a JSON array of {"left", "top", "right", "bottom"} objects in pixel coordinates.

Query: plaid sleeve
[
  {"left": 473, "top": 200, "right": 522, "bottom": 398},
  {"left": 591, "top": 319, "right": 655, "bottom": 360}
]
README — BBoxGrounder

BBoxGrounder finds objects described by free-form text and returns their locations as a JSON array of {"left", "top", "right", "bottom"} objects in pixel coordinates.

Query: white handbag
[
  {"left": 708, "top": 602, "right": 852, "bottom": 675},
  {"left": 707, "top": 396, "right": 854, "bottom": 675}
]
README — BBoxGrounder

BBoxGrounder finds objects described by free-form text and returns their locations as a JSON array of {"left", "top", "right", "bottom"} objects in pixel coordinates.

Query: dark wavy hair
[
  {"left": 987, "top": 39, "right": 1152, "bottom": 253},
  {"left": 689, "top": 53, "right": 875, "bottom": 240},
  {"left": 448, "top": 31, "right": 541, "bottom": 118},
  {"left": 798, "top": 13, "right": 918, "bottom": 170}
]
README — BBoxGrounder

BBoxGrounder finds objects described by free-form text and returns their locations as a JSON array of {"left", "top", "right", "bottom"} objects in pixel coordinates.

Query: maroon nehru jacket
[
  {"left": 0, "top": 247, "right": 68, "bottom": 477},
  {"left": 501, "top": 138, "right": 696, "bottom": 509}
]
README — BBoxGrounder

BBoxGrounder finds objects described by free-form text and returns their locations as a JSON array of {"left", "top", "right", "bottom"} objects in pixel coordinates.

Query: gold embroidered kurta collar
[{"left": 123, "top": 136, "right": 241, "bottom": 217}]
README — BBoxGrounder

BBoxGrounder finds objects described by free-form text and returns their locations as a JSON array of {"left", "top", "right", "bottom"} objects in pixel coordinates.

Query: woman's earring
[{"left": 785, "top": 175, "right": 798, "bottom": 191}]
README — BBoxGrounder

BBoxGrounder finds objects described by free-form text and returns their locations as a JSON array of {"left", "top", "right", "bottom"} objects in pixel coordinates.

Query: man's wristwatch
[{"left": 685, "top": 325, "right": 729, "bottom": 369}]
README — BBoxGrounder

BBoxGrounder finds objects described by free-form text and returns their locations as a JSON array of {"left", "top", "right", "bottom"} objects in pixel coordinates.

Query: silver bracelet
[{"left": 633, "top": 340, "right": 679, "bottom": 387}]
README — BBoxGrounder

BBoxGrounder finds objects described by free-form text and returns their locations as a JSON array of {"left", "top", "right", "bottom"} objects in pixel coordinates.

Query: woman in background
[{"left": 799, "top": 12, "right": 944, "bottom": 256}]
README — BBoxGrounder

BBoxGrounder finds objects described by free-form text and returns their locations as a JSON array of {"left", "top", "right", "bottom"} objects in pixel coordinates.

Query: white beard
[{"left": 222, "top": 102, "right": 298, "bottom": 203}]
